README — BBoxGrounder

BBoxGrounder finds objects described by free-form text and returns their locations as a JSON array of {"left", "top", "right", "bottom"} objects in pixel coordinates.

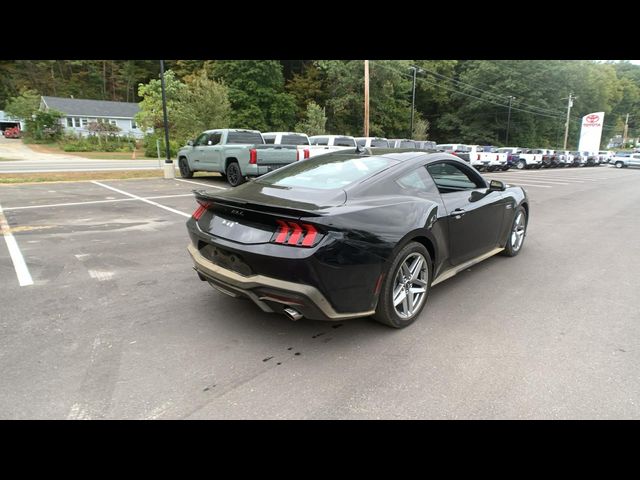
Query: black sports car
[{"left": 186, "top": 149, "right": 529, "bottom": 328}]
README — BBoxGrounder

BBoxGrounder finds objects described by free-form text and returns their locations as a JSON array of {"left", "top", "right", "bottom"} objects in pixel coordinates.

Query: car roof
[{"left": 263, "top": 131, "right": 307, "bottom": 136}]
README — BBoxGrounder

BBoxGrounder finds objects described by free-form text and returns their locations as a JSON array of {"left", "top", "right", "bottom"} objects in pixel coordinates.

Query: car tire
[
  {"left": 373, "top": 242, "right": 432, "bottom": 329},
  {"left": 516, "top": 160, "right": 526, "bottom": 170},
  {"left": 226, "top": 161, "right": 245, "bottom": 187},
  {"left": 615, "top": 161, "right": 624, "bottom": 169},
  {"left": 179, "top": 157, "right": 194, "bottom": 178},
  {"left": 501, "top": 206, "right": 527, "bottom": 257}
]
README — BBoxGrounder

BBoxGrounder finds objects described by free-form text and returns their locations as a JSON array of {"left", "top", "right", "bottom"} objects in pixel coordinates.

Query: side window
[
  {"left": 426, "top": 162, "right": 486, "bottom": 194},
  {"left": 396, "top": 167, "right": 434, "bottom": 193},
  {"left": 263, "top": 135, "right": 275, "bottom": 144},
  {"left": 312, "top": 137, "right": 328, "bottom": 146},
  {"left": 195, "top": 133, "right": 209, "bottom": 146},
  {"left": 207, "top": 133, "right": 222, "bottom": 145},
  {"left": 356, "top": 138, "right": 366, "bottom": 147}
]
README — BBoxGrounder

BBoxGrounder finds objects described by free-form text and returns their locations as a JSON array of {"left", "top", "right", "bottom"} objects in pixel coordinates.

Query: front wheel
[
  {"left": 178, "top": 157, "right": 194, "bottom": 178},
  {"left": 615, "top": 161, "right": 624, "bottom": 169},
  {"left": 501, "top": 206, "right": 527, "bottom": 257},
  {"left": 516, "top": 160, "right": 526, "bottom": 170},
  {"left": 226, "top": 161, "right": 245, "bottom": 187},
  {"left": 373, "top": 242, "right": 432, "bottom": 329}
]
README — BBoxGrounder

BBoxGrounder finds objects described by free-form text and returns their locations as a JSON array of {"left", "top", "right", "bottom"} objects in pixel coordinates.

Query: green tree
[
  {"left": 24, "top": 109, "right": 64, "bottom": 142},
  {"left": 180, "top": 70, "right": 232, "bottom": 139},
  {"left": 4, "top": 89, "right": 40, "bottom": 120},
  {"left": 295, "top": 101, "right": 327, "bottom": 135},
  {"left": 210, "top": 61, "right": 296, "bottom": 131}
]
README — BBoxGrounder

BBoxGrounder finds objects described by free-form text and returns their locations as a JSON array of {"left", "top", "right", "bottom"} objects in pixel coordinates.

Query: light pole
[
  {"left": 505, "top": 95, "right": 515, "bottom": 145},
  {"left": 562, "top": 92, "right": 574, "bottom": 150},
  {"left": 364, "top": 60, "right": 369, "bottom": 137},
  {"left": 160, "top": 59, "right": 174, "bottom": 179},
  {"left": 409, "top": 66, "right": 418, "bottom": 138}
]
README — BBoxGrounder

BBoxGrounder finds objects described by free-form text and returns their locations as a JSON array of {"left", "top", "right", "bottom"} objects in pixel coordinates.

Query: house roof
[{"left": 41, "top": 96, "right": 139, "bottom": 118}]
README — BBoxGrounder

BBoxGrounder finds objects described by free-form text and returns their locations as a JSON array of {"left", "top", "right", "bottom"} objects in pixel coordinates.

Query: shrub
[{"left": 143, "top": 134, "right": 180, "bottom": 158}]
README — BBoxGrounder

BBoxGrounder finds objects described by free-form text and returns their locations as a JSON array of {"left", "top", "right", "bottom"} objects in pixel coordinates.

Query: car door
[
  {"left": 426, "top": 161, "right": 507, "bottom": 266},
  {"left": 631, "top": 154, "right": 640, "bottom": 167},
  {"left": 191, "top": 132, "right": 209, "bottom": 165},
  {"left": 200, "top": 132, "right": 223, "bottom": 170}
]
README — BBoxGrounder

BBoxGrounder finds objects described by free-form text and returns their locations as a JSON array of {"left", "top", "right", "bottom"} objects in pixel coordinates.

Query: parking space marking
[
  {"left": 1, "top": 194, "right": 193, "bottom": 212},
  {"left": 0, "top": 202, "right": 34, "bottom": 286},
  {"left": 175, "top": 178, "right": 228, "bottom": 190},
  {"left": 505, "top": 182, "right": 551, "bottom": 188},
  {"left": 91, "top": 181, "right": 191, "bottom": 218}
]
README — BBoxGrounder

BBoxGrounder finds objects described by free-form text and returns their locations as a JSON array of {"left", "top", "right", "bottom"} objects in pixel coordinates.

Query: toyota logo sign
[{"left": 586, "top": 114, "right": 600, "bottom": 123}]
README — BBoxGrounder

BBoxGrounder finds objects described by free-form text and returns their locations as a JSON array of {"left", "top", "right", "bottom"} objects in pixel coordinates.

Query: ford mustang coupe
[{"left": 186, "top": 149, "right": 529, "bottom": 328}]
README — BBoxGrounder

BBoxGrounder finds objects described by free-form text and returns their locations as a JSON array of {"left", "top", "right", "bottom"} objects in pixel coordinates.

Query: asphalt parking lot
[{"left": 1, "top": 165, "right": 640, "bottom": 419}]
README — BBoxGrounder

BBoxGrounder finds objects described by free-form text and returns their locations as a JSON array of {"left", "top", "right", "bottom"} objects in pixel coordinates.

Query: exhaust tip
[{"left": 283, "top": 307, "right": 303, "bottom": 321}]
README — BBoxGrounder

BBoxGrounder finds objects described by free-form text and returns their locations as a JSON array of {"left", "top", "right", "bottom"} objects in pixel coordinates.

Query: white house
[{"left": 40, "top": 96, "right": 147, "bottom": 138}]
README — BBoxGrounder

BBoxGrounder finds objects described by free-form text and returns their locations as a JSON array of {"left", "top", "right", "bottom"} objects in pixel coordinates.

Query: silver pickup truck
[
  {"left": 611, "top": 153, "right": 640, "bottom": 168},
  {"left": 177, "top": 129, "right": 299, "bottom": 186}
]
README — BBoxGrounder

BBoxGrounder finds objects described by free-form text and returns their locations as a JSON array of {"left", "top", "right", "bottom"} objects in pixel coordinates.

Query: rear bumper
[{"left": 187, "top": 243, "right": 375, "bottom": 321}]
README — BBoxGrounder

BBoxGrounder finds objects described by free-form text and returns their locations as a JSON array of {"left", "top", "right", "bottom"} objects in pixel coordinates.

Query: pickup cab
[
  {"left": 262, "top": 131, "right": 324, "bottom": 159},
  {"left": 355, "top": 137, "right": 390, "bottom": 148},
  {"left": 388, "top": 139, "right": 418, "bottom": 148},
  {"left": 308, "top": 135, "right": 360, "bottom": 157},
  {"left": 177, "top": 129, "right": 299, "bottom": 187},
  {"left": 611, "top": 153, "right": 640, "bottom": 168}
]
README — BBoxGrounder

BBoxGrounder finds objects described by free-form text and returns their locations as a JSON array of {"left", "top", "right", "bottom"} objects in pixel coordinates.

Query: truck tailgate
[{"left": 254, "top": 145, "right": 299, "bottom": 166}]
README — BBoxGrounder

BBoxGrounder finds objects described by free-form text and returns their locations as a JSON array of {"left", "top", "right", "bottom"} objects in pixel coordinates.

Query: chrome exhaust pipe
[{"left": 283, "top": 307, "right": 303, "bottom": 321}]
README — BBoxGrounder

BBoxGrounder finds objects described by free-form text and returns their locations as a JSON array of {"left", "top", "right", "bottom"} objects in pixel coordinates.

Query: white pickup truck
[
  {"left": 498, "top": 147, "right": 542, "bottom": 170},
  {"left": 263, "top": 131, "right": 334, "bottom": 159},
  {"left": 555, "top": 150, "right": 577, "bottom": 167},
  {"left": 308, "top": 135, "right": 359, "bottom": 156},
  {"left": 466, "top": 145, "right": 509, "bottom": 171}
]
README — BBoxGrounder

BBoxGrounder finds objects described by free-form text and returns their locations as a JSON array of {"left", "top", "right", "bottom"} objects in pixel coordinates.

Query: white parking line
[
  {"left": 91, "top": 181, "right": 191, "bottom": 218},
  {"left": 0, "top": 203, "right": 34, "bottom": 286},
  {"left": 175, "top": 178, "right": 228, "bottom": 190},
  {"left": 2, "top": 194, "right": 193, "bottom": 211},
  {"left": 505, "top": 182, "right": 552, "bottom": 188}
]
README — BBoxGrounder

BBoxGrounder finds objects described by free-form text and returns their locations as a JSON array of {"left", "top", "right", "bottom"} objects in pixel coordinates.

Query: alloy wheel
[
  {"left": 511, "top": 212, "right": 526, "bottom": 252},
  {"left": 392, "top": 252, "right": 428, "bottom": 319}
]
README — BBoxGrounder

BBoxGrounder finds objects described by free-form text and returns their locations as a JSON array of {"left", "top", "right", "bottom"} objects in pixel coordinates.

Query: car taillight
[
  {"left": 496, "top": 155, "right": 499, "bottom": 161},
  {"left": 477, "top": 154, "right": 481, "bottom": 161},
  {"left": 192, "top": 199, "right": 211, "bottom": 220},
  {"left": 272, "top": 220, "right": 319, "bottom": 247},
  {"left": 249, "top": 148, "right": 257, "bottom": 164},
  {"left": 304, "top": 149, "right": 310, "bottom": 159}
]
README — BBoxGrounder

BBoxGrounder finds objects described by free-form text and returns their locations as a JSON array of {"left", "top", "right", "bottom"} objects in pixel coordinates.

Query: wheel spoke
[
  {"left": 393, "top": 288, "right": 407, "bottom": 307},
  {"left": 401, "top": 262, "right": 411, "bottom": 278},
  {"left": 407, "top": 289, "right": 415, "bottom": 313},
  {"left": 412, "top": 278, "right": 428, "bottom": 287},
  {"left": 410, "top": 257, "right": 424, "bottom": 280},
  {"left": 401, "top": 295, "right": 409, "bottom": 315}
]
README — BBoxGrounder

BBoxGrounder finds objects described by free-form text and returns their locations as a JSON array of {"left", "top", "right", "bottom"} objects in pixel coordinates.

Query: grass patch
[
  {"left": 26, "top": 143, "right": 156, "bottom": 160},
  {"left": 0, "top": 157, "right": 21, "bottom": 161},
  {"left": 0, "top": 170, "right": 165, "bottom": 184}
]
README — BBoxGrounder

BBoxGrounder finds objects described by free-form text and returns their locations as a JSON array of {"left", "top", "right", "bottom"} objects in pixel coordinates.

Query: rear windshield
[
  {"left": 334, "top": 137, "right": 356, "bottom": 147},
  {"left": 256, "top": 154, "right": 397, "bottom": 190},
  {"left": 310, "top": 137, "right": 328, "bottom": 145},
  {"left": 281, "top": 134, "right": 309, "bottom": 145},
  {"left": 371, "top": 139, "right": 389, "bottom": 147},
  {"left": 227, "top": 131, "right": 264, "bottom": 145},
  {"left": 399, "top": 140, "right": 416, "bottom": 148},
  {"left": 356, "top": 139, "right": 366, "bottom": 147}
]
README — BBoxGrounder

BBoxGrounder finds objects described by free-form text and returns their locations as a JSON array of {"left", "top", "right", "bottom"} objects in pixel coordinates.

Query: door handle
[{"left": 449, "top": 208, "right": 466, "bottom": 218}]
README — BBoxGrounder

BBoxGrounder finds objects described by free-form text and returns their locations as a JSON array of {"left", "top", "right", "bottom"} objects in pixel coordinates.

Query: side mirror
[
  {"left": 488, "top": 179, "right": 506, "bottom": 192},
  {"left": 187, "top": 140, "right": 194, "bottom": 146}
]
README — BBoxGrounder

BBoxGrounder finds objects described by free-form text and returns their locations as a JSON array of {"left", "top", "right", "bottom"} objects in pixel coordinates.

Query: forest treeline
[{"left": 1, "top": 60, "right": 638, "bottom": 148}]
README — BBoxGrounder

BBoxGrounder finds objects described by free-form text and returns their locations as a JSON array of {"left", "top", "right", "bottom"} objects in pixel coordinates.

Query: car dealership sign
[{"left": 578, "top": 111, "right": 605, "bottom": 153}]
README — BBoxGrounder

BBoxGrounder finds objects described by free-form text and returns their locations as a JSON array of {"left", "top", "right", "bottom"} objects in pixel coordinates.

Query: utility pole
[
  {"left": 364, "top": 60, "right": 369, "bottom": 137},
  {"left": 160, "top": 59, "right": 174, "bottom": 179},
  {"left": 409, "top": 66, "right": 417, "bottom": 138},
  {"left": 623, "top": 113, "right": 630, "bottom": 147},
  {"left": 562, "top": 92, "right": 574, "bottom": 150},
  {"left": 505, "top": 95, "right": 515, "bottom": 145}
]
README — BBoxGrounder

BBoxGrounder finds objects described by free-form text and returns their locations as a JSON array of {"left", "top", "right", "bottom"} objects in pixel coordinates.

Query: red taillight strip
[
  {"left": 287, "top": 222, "right": 303, "bottom": 245},
  {"left": 192, "top": 205, "right": 207, "bottom": 220},
  {"left": 300, "top": 224, "right": 317, "bottom": 246},
  {"left": 275, "top": 220, "right": 289, "bottom": 243}
]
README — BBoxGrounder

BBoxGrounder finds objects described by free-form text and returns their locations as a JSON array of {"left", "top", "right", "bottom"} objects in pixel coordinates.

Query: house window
[
  {"left": 67, "top": 117, "right": 73, "bottom": 127},
  {"left": 73, "top": 118, "right": 83, "bottom": 128},
  {"left": 81, "top": 118, "right": 88, "bottom": 127},
  {"left": 130, "top": 119, "right": 137, "bottom": 129},
  {"left": 109, "top": 119, "right": 117, "bottom": 126}
]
